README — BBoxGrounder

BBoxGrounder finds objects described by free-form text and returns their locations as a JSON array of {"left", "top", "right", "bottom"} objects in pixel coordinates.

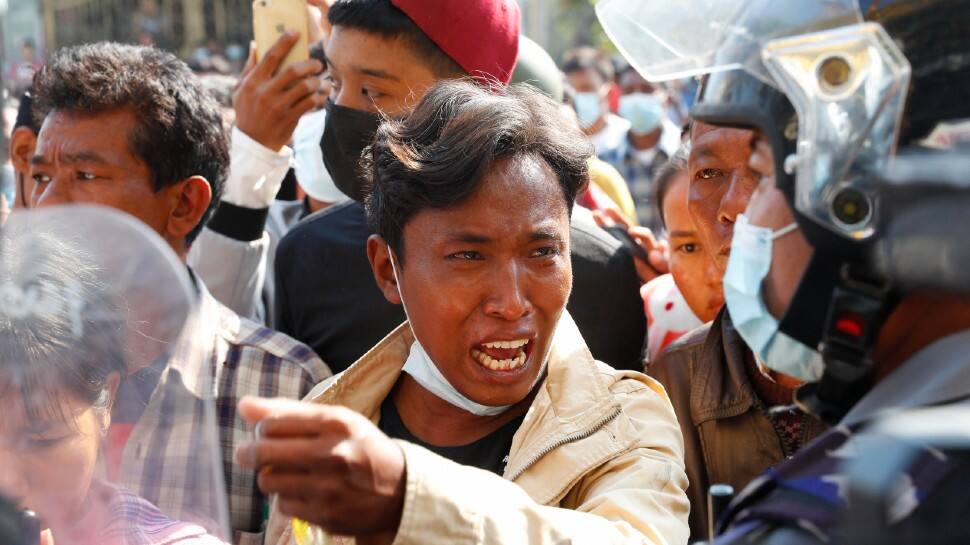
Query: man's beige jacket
[{"left": 266, "top": 313, "right": 689, "bottom": 545}]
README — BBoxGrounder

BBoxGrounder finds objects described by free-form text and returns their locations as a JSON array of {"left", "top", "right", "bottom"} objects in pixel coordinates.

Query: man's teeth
[
  {"left": 481, "top": 339, "right": 529, "bottom": 349},
  {"left": 471, "top": 348, "right": 527, "bottom": 371}
]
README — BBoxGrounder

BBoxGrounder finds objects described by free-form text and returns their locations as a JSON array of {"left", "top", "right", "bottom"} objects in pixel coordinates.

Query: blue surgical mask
[
  {"left": 390, "top": 250, "right": 512, "bottom": 416},
  {"left": 723, "top": 214, "right": 825, "bottom": 382},
  {"left": 618, "top": 93, "right": 664, "bottom": 135},
  {"left": 573, "top": 92, "right": 604, "bottom": 129}
]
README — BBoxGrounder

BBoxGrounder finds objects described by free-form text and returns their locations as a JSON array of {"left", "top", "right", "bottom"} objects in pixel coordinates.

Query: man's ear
[
  {"left": 99, "top": 371, "right": 123, "bottom": 435},
  {"left": 166, "top": 175, "right": 212, "bottom": 244},
  {"left": 10, "top": 126, "right": 36, "bottom": 172},
  {"left": 10, "top": 127, "right": 37, "bottom": 207},
  {"left": 367, "top": 234, "right": 402, "bottom": 306}
]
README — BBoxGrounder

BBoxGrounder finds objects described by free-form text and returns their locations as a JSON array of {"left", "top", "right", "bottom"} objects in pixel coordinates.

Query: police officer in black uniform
[{"left": 599, "top": 1, "right": 970, "bottom": 543}]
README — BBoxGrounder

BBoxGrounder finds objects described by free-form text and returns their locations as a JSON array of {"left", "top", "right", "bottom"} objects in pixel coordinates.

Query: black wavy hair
[
  {"left": 32, "top": 42, "right": 229, "bottom": 243},
  {"left": 364, "top": 79, "right": 592, "bottom": 263}
]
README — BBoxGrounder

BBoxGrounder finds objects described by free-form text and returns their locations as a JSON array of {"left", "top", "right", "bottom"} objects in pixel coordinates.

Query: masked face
[
  {"left": 723, "top": 211, "right": 820, "bottom": 382},
  {"left": 566, "top": 67, "right": 608, "bottom": 130},
  {"left": 321, "top": 26, "right": 440, "bottom": 202},
  {"left": 618, "top": 93, "right": 665, "bottom": 135},
  {"left": 295, "top": 108, "right": 347, "bottom": 204},
  {"left": 573, "top": 92, "right": 604, "bottom": 129},
  {"left": 320, "top": 99, "right": 381, "bottom": 203}
]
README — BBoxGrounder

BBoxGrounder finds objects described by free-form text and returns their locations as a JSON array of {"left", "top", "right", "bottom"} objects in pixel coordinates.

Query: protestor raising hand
[
  {"left": 234, "top": 31, "right": 326, "bottom": 152},
  {"left": 234, "top": 397, "right": 406, "bottom": 541},
  {"left": 594, "top": 207, "right": 670, "bottom": 284}
]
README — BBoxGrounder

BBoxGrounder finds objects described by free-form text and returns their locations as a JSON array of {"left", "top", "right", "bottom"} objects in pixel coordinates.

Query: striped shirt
[
  {"left": 100, "top": 481, "right": 227, "bottom": 545},
  {"left": 115, "top": 285, "right": 332, "bottom": 545}
]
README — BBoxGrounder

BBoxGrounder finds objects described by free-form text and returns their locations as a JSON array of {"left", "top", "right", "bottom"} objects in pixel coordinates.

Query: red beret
[{"left": 391, "top": 0, "right": 520, "bottom": 85}]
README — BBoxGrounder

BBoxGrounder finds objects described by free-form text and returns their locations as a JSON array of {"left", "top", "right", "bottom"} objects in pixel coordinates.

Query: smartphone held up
[{"left": 253, "top": 0, "right": 310, "bottom": 70}]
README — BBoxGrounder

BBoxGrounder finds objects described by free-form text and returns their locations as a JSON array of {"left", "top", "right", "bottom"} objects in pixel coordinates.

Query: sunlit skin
[
  {"left": 687, "top": 122, "right": 759, "bottom": 273},
  {"left": 9, "top": 126, "right": 37, "bottom": 208},
  {"left": 743, "top": 139, "right": 812, "bottom": 390},
  {"left": 662, "top": 169, "right": 723, "bottom": 323},
  {"left": 325, "top": 26, "right": 440, "bottom": 115},
  {"left": 0, "top": 379, "right": 118, "bottom": 543},
  {"left": 367, "top": 154, "right": 572, "bottom": 446},
  {"left": 28, "top": 108, "right": 211, "bottom": 259},
  {"left": 565, "top": 67, "right": 610, "bottom": 135}
]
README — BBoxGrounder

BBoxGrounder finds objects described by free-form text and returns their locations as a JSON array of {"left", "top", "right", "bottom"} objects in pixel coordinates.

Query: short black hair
[
  {"left": 14, "top": 90, "right": 40, "bottom": 133},
  {"left": 365, "top": 79, "right": 592, "bottom": 262},
  {"left": 654, "top": 143, "right": 691, "bottom": 229},
  {"left": 32, "top": 42, "right": 230, "bottom": 243},
  {"left": 328, "top": 0, "right": 465, "bottom": 78},
  {"left": 561, "top": 47, "right": 614, "bottom": 85}
]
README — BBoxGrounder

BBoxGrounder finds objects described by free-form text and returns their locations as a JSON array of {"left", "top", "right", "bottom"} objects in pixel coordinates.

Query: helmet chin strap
[{"left": 791, "top": 260, "right": 893, "bottom": 424}]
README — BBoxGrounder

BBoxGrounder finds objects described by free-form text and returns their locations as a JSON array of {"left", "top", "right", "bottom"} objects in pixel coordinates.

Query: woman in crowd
[
  {"left": 0, "top": 223, "right": 227, "bottom": 545},
  {"left": 642, "top": 144, "right": 724, "bottom": 362}
]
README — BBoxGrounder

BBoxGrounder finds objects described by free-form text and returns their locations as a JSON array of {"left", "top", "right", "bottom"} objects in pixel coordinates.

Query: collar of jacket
[
  {"left": 306, "top": 311, "right": 638, "bottom": 505},
  {"left": 689, "top": 309, "right": 763, "bottom": 425}
]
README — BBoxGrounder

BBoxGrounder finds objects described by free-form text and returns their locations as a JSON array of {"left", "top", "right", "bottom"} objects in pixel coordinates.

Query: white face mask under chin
[{"left": 389, "top": 249, "right": 513, "bottom": 417}]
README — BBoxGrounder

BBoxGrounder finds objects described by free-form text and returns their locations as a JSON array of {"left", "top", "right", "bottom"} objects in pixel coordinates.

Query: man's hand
[
  {"left": 594, "top": 208, "right": 670, "bottom": 284},
  {"left": 233, "top": 32, "right": 325, "bottom": 152},
  {"left": 234, "top": 397, "right": 407, "bottom": 537},
  {"left": 307, "top": 0, "right": 335, "bottom": 43}
]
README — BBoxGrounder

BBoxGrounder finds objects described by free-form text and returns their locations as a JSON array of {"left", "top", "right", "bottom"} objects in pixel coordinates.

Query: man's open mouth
[{"left": 471, "top": 339, "right": 531, "bottom": 372}]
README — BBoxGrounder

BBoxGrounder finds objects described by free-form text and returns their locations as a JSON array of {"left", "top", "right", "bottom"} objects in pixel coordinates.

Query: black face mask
[{"left": 321, "top": 98, "right": 382, "bottom": 203}]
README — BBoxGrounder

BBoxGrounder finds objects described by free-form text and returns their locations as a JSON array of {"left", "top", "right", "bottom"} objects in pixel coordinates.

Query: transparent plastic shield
[
  {"left": 0, "top": 205, "right": 230, "bottom": 544},
  {"left": 596, "top": 0, "right": 861, "bottom": 84},
  {"left": 764, "top": 23, "right": 911, "bottom": 240}
]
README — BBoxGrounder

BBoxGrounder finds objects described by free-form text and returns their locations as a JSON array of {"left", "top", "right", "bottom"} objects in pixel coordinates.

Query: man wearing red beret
[{"left": 273, "top": 0, "right": 648, "bottom": 380}]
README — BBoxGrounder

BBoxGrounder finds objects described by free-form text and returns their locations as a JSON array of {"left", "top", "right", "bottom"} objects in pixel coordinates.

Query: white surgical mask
[
  {"left": 293, "top": 108, "right": 349, "bottom": 204},
  {"left": 573, "top": 92, "right": 604, "bottom": 129},
  {"left": 723, "top": 214, "right": 825, "bottom": 382},
  {"left": 389, "top": 249, "right": 512, "bottom": 416}
]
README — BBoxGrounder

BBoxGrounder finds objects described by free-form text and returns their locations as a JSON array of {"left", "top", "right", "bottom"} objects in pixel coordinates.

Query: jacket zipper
[{"left": 507, "top": 404, "right": 623, "bottom": 481}]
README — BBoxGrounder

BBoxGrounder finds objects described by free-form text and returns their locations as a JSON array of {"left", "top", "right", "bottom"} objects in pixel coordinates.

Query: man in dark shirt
[{"left": 274, "top": 0, "right": 647, "bottom": 373}]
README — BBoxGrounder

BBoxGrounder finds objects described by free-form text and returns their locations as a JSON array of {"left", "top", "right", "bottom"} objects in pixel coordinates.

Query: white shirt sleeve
[
  {"left": 223, "top": 127, "right": 294, "bottom": 209},
  {"left": 188, "top": 228, "right": 269, "bottom": 323}
]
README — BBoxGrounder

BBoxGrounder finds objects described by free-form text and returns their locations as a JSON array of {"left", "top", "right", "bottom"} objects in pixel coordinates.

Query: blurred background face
[
  {"left": 662, "top": 169, "right": 723, "bottom": 322},
  {"left": 394, "top": 155, "right": 572, "bottom": 407},
  {"left": 619, "top": 69, "right": 659, "bottom": 96},
  {"left": 687, "top": 122, "right": 759, "bottom": 273},
  {"left": 565, "top": 67, "right": 608, "bottom": 129},
  {"left": 0, "top": 387, "right": 105, "bottom": 536},
  {"left": 325, "top": 26, "right": 438, "bottom": 115}
]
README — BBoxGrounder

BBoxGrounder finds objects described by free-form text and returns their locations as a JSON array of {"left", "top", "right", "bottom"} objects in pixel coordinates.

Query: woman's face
[
  {"left": 0, "top": 387, "right": 107, "bottom": 536},
  {"left": 663, "top": 170, "right": 724, "bottom": 322},
  {"left": 379, "top": 155, "right": 572, "bottom": 407}
]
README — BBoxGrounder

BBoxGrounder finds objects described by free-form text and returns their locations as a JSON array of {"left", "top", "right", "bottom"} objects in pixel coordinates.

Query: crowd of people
[{"left": 1, "top": 0, "right": 970, "bottom": 544}]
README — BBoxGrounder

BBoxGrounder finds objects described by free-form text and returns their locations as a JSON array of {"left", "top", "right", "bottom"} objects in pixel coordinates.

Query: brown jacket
[
  {"left": 267, "top": 312, "right": 690, "bottom": 545},
  {"left": 647, "top": 311, "right": 827, "bottom": 542}
]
